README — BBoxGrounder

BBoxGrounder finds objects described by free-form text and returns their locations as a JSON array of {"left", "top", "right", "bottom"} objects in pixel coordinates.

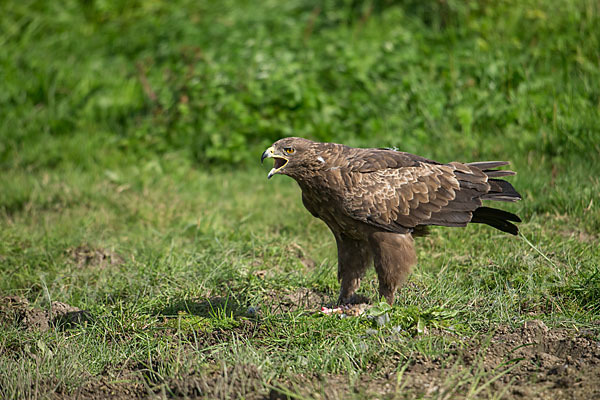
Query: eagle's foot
[
  {"left": 337, "top": 293, "right": 370, "bottom": 306},
  {"left": 378, "top": 285, "right": 396, "bottom": 306},
  {"left": 338, "top": 276, "right": 361, "bottom": 305}
]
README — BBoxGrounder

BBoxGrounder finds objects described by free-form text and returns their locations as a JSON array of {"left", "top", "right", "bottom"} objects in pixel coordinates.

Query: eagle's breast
[{"left": 298, "top": 166, "right": 374, "bottom": 239}]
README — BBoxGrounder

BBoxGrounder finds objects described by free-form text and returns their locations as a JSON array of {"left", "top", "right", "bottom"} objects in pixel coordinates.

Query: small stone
[{"left": 376, "top": 313, "right": 390, "bottom": 326}]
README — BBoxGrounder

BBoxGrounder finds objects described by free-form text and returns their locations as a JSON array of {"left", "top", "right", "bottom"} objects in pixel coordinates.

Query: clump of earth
[
  {"left": 0, "top": 296, "right": 89, "bottom": 331},
  {"left": 67, "top": 244, "right": 123, "bottom": 269}
]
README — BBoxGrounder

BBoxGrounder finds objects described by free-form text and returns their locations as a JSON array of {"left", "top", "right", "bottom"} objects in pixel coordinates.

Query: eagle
[{"left": 261, "top": 137, "right": 521, "bottom": 305}]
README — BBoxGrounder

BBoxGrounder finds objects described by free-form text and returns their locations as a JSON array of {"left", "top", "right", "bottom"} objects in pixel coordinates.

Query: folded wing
[{"left": 341, "top": 151, "right": 521, "bottom": 235}]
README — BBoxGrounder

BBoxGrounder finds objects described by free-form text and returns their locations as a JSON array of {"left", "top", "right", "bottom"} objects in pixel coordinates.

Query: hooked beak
[
  {"left": 261, "top": 147, "right": 273, "bottom": 164},
  {"left": 261, "top": 146, "right": 288, "bottom": 179}
]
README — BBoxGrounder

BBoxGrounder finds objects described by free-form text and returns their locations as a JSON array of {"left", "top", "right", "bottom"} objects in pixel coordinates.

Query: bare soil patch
[
  {"left": 272, "top": 320, "right": 600, "bottom": 399},
  {"left": 264, "top": 288, "right": 330, "bottom": 313},
  {"left": 67, "top": 244, "right": 124, "bottom": 269},
  {"left": 475, "top": 321, "right": 600, "bottom": 399},
  {"left": 0, "top": 296, "right": 89, "bottom": 331},
  {"left": 58, "top": 373, "right": 146, "bottom": 400},
  {"left": 56, "top": 363, "right": 265, "bottom": 400},
  {"left": 162, "top": 364, "right": 265, "bottom": 399}
]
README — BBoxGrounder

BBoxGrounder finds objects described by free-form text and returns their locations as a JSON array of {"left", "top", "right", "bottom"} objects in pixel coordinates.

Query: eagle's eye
[{"left": 283, "top": 147, "right": 295, "bottom": 155}]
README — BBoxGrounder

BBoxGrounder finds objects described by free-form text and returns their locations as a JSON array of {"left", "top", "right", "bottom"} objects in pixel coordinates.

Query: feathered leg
[
  {"left": 368, "top": 232, "right": 416, "bottom": 305},
  {"left": 335, "top": 234, "right": 372, "bottom": 304}
]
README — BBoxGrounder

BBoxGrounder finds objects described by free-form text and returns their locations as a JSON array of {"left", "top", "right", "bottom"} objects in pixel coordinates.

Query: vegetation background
[{"left": 1, "top": 0, "right": 599, "bottom": 398}]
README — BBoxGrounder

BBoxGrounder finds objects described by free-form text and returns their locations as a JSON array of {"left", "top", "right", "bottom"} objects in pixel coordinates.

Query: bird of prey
[{"left": 261, "top": 137, "right": 521, "bottom": 305}]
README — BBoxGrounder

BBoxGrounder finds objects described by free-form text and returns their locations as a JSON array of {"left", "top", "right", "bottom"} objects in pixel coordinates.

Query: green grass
[{"left": 1, "top": 0, "right": 599, "bottom": 398}]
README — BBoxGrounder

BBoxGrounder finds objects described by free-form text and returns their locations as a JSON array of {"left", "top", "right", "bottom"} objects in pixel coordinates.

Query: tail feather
[
  {"left": 423, "top": 160, "right": 522, "bottom": 235},
  {"left": 484, "top": 170, "right": 516, "bottom": 178},
  {"left": 467, "top": 161, "right": 509, "bottom": 169},
  {"left": 483, "top": 178, "right": 521, "bottom": 202},
  {"left": 471, "top": 206, "right": 521, "bottom": 235},
  {"left": 472, "top": 206, "right": 521, "bottom": 222},
  {"left": 467, "top": 160, "right": 521, "bottom": 201}
]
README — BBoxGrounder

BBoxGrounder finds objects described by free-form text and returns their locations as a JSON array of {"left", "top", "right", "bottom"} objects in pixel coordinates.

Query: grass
[{"left": 1, "top": 0, "right": 600, "bottom": 398}]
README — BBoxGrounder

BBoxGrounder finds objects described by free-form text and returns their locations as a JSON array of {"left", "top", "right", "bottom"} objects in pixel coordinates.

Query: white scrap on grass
[
  {"left": 320, "top": 303, "right": 369, "bottom": 317},
  {"left": 320, "top": 306, "right": 342, "bottom": 315}
]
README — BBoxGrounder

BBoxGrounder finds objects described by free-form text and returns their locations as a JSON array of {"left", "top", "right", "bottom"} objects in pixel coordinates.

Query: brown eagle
[{"left": 261, "top": 137, "right": 521, "bottom": 305}]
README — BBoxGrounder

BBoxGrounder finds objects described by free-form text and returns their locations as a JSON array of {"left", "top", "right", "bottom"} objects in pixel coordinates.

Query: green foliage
[
  {"left": 368, "top": 302, "right": 460, "bottom": 334},
  {"left": 1, "top": 0, "right": 599, "bottom": 168},
  {"left": 394, "top": 305, "right": 460, "bottom": 334}
]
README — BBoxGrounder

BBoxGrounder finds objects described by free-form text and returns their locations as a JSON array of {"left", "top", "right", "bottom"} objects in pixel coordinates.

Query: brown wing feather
[
  {"left": 339, "top": 151, "right": 517, "bottom": 233},
  {"left": 347, "top": 148, "right": 439, "bottom": 172},
  {"left": 341, "top": 163, "right": 466, "bottom": 232}
]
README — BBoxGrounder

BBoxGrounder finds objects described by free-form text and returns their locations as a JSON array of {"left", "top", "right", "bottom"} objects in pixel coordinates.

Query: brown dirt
[
  {"left": 265, "top": 288, "right": 330, "bottom": 313},
  {"left": 67, "top": 244, "right": 124, "bottom": 269},
  {"left": 474, "top": 321, "right": 600, "bottom": 399},
  {"left": 161, "top": 364, "right": 265, "bottom": 399},
  {"left": 58, "top": 372, "right": 146, "bottom": 400},
  {"left": 0, "top": 296, "right": 89, "bottom": 331},
  {"left": 53, "top": 363, "right": 266, "bottom": 400},
  {"left": 263, "top": 288, "right": 372, "bottom": 316},
  {"left": 272, "top": 320, "right": 600, "bottom": 399}
]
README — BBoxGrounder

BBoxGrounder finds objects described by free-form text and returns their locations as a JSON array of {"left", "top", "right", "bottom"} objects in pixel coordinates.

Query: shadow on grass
[
  {"left": 156, "top": 288, "right": 336, "bottom": 320},
  {"left": 158, "top": 295, "right": 250, "bottom": 319}
]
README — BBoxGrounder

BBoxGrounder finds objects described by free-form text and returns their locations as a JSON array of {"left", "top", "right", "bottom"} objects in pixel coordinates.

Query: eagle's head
[{"left": 261, "top": 137, "right": 320, "bottom": 179}]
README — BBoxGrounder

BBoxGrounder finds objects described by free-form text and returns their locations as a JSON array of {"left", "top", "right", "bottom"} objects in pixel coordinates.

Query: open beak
[{"left": 261, "top": 146, "right": 288, "bottom": 179}]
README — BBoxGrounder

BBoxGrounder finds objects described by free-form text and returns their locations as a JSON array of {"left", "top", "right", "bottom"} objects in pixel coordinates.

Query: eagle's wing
[{"left": 339, "top": 149, "right": 519, "bottom": 234}]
